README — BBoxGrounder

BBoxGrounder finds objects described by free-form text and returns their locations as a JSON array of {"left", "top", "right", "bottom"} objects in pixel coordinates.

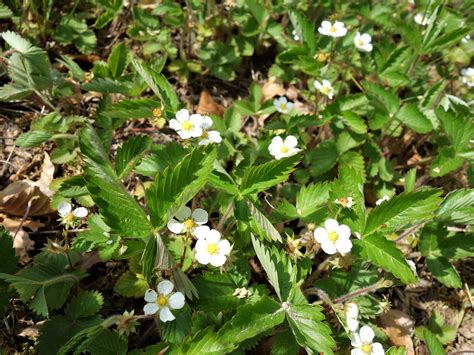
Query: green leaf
[
  {"left": 424, "top": 27, "right": 471, "bottom": 53},
  {"left": 240, "top": 154, "right": 300, "bottom": 195},
  {"left": 135, "top": 142, "right": 188, "bottom": 177},
  {"left": 115, "top": 135, "right": 151, "bottom": 178},
  {"left": 420, "top": 223, "right": 474, "bottom": 261},
  {"left": 418, "top": 327, "right": 446, "bottom": 355},
  {"left": 0, "top": 3, "right": 13, "bottom": 19},
  {"left": 162, "top": 305, "right": 192, "bottom": 344},
  {"left": 82, "top": 77, "right": 143, "bottom": 96},
  {"left": 363, "top": 81, "right": 400, "bottom": 115},
  {"left": 295, "top": 182, "right": 330, "bottom": 218},
  {"left": 340, "top": 111, "right": 367, "bottom": 134},
  {"left": 437, "top": 189, "right": 474, "bottom": 225},
  {"left": 308, "top": 140, "right": 338, "bottom": 176},
  {"left": 107, "top": 42, "right": 129, "bottom": 79},
  {"left": 114, "top": 271, "right": 149, "bottom": 298},
  {"left": 436, "top": 108, "right": 474, "bottom": 152},
  {"left": 365, "top": 188, "right": 442, "bottom": 235},
  {"left": 146, "top": 146, "right": 216, "bottom": 230},
  {"left": 354, "top": 233, "right": 417, "bottom": 284},
  {"left": 172, "top": 328, "right": 234, "bottom": 354},
  {"left": 426, "top": 256, "right": 461, "bottom": 288},
  {"left": 396, "top": 103, "right": 432, "bottom": 133},
  {"left": 65, "top": 291, "right": 104, "bottom": 319},
  {"left": 102, "top": 98, "right": 162, "bottom": 119},
  {"left": 80, "top": 125, "right": 153, "bottom": 238},
  {"left": 15, "top": 130, "right": 51, "bottom": 148},
  {"left": 247, "top": 200, "right": 283, "bottom": 242},
  {"left": 286, "top": 303, "right": 335, "bottom": 355}
]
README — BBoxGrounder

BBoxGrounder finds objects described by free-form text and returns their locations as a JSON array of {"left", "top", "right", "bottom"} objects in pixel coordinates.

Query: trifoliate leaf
[
  {"left": 114, "top": 271, "right": 149, "bottom": 298},
  {"left": 396, "top": 103, "right": 432, "bottom": 133}
]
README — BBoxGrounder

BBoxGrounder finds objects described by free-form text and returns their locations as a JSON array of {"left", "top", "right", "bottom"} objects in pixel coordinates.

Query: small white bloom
[
  {"left": 354, "top": 32, "right": 373, "bottom": 52},
  {"left": 169, "top": 109, "right": 204, "bottom": 139},
  {"left": 351, "top": 325, "right": 385, "bottom": 355},
  {"left": 318, "top": 20, "right": 348, "bottom": 38},
  {"left": 314, "top": 80, "right": 334, "bottom": 99},
  {"left": 292, "top": 29, "right": 301, "bottom": 41},
  {"left": 406, "top": 260, "right": 418, "bottom": 277},
  {"left": 198, "top": 116, "right": 222, "bottom": 145},
  {"left": 375, "top": 195, "right": 390, "bottom": 206},
  {"left": 143, "top": 280, "right": 185, "bottom": 322},
  {"left": 345, "top": 302, "right": 360, "bottom": 332},
  {"left": 167, "top": 206, "right": 208, "bottom": 235},
  {"left": 58, "top": 202, "right": 88, "bottom": 227},
  {"left": 461, "top": 67, "right": 474, "bottom": 87},
  {"left": 335, "top": 197, "right": 354, "bottom": 209},
  {"left": 414, "top": 13, "right": 430, "bottom": 26},
  {"left": 273, "top": 96, "right": 294, "bottom": 113},
  {"left": 268, "top": 135, "right": 301, "bottom": 160},
  {"left": 194, "top": 227, "right": 231, "bottom": 267},
  {"left": 462, "top": 34, "right": 471, "bottom": 43},
  {"left": 232, "top": 287, "right": 252, "bottom": 299},
  {"left": 314, "top": 219, "right": 352, "bottom": 255}
]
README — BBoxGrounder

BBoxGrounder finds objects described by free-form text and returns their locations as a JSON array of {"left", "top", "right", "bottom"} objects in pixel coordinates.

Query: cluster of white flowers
[
  {"left": 345, "top": 302, "right": 360, "bottom": 332},
  {"left": 268, "top": 135, "right": 301, "bottom": 160},
  {"left": 169, "top": 109, "right": 222, "bottom": 145},
  {"left": 143, "top": 280, "right": 185, "bottom": 322},
  {"left": 273, "top": 96, "right": 294, "bottom": 113},
  {"left": 167, "top": 206, "right": 231, "bottom": 267},
  {"left": 461, "top": 67, "right": 474, "bottom": 87},
  {"left": 233, "top": 287, "right": 253, "bottom": 299},
  {"left": 58, "top": 202, "right": 88, "bottom": 228},
  {"left": 414, "top": 13, "right": 431, "bottom": 26},
  {"left": 314, "top": 219, "right": 353, "bottom": 255},
  {"left": 317, "top": 20, "right": 373, "bottom": 53}
]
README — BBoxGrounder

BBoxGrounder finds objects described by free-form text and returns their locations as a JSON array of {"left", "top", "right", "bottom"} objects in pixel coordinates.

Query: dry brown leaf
[
  {"left": 0, "top": 153, "right": 55, "bottom": 217},
  {"left": 196, "top": 91, "right": 226, "bottom": 117},
  {"left": 0, "top": 213, "right": 43, "bottom": 263},
  {"left": 377, "top": 309, "right": 415, "bottom": 355},
  {"left": 262, "top": 76, "right": 285, "bottom": 102}
]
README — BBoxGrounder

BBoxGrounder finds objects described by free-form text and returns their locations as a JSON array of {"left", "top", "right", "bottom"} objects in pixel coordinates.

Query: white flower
[
  {"left": 351, "top": 325, "right": 385, "bottom": 355},
  {"left": 354, "top": 32, "right": 373, "bottom": 52},
  {"left": 335, "top": 197, "right": 354, "bottom": 209},
  {"left": 58, "top": 202, "right": 88, "bottom": 227},
  {"left": 461, "top": 67, "right": 474, "bottom": 87},
  {"left": 314, "top": 80, "right": 334, "bottom": 99},
  {"left": 167, "top": 206, "right": 208, "bottom": 235},
  {"left": 406, "top": 260, "right": 418, "bottom": 277},
  {"left": 462, "top": 35, "right": 471, "bottom": 43},
  {"left": 233, "top": 287, "right": 252, "bottom": 299},
  {"left": 292, "top": 29, "right": 301, "bottom": 41},
  {"left": 198, "top": 116, "right": 222, "bottom": 145},
  {"left": 268, "top": 136, "right": 301, "bottom": 160},
  {"left": 314, "top": 219, "right": 352, "bottom": 255},
  {"left": 194, "top": 227, "right": 231, "bottom": 267},
  {"left": 375, "top": 195, "right": 390, "bottom": 206},
  {"left": 273, "top": 96, "right": 294, "bottom": 113},
  {"left": 346, "top": 302, "right": 360, "bottom": 332},
  {"left": 318, "top": 20, "right": 348, "bottom": 38},
  {"left": 414, "top": 13, "right": 430, "bottom": 26},
  {"left": 143, "top": 280, "right": 185, "bottom": 322},
  {"left": 169, "top": 109, "right": 204, "bottom": 139}
]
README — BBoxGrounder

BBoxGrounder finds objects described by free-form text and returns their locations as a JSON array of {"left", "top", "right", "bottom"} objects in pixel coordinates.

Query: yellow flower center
[
  {"left": 152, "top": 107, "right": 162, "bottom": 118},
  {"left": 156, "top": 295, "right": 168, "bottom": 307},
  {"left": 328, "top": 231, "right": 339, "bottom": 242},
  {"left": 330, "top": 26, "right": 337, "bottom": 33},
  {"left": 322, "top": 86, "right": 332, "bottom": 95},
  {"left": 201, "top": 130, "right": 208, "bottom": 138},
  {"left": 361, "top": 344, "right": 372, "bottom": 354},
  {"left": 316, "top": 52, "right": 327, "bottom": 62},
  {"left": 183, "top": 219, "right": 195, "bottom": 229},
  {"left": 65, "top": 213, "right": 76, "bottom": 222},
  {"left": 280, "top": 146, "right": 289, "bottom": 154},
  {"left": 279, "top": 103, "right": 287, "bottom": 111},
  {"left": 181, "top": 121, "right": 194, "bottom": 131},
  {"left": 207, "top": 243, "right": 219, "bottom": 255},
  {"left": 358, "top": 38, "right": 364, "bottom": 46}
]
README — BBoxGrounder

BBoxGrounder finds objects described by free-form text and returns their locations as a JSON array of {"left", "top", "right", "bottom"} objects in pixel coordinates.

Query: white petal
[
  {"left": 371, "top": 343, "right": 384, "bottom": 355},
  {"left": 314, "top": 81, "right": 322, "bottom": 90},
  {"left": 337, "top": 224, "right": 352, "bottom": 239},
  {"left": 73, "top": 207, "right": 88, "bottom": 218},
  {"left": 346, "top": 303, "right": 359, "bottom": 318},
  {"left": 322, "top": 80, "right": 332, "bottom": 88},
  {"left": 284, "top": 135, "right": 298, "bottom": 148},
  {"left": 336, "top": 238, "right": 353, "bottom": 254},
  {"left": 192, "top": 208, "right": 208, "bottom": 224},
  {"left": 351, "top": 333, "right": 362, "bottom": 347},
  {"left": 144, "top": 289, "right": 157, "bottom": 302},
  {"left": 218, "top": 239, "right": 231, "bottom": 255},
  {"left": 58, "top": 202, "right": 72, "bottom": 216},
  {"left": 314, "top": 227, "right": 329, "bottom": 243},
  {"left": 202, "top": 116, "right": 213, "bottom": 129},
  {"left": 287, "top": 148, "right": 301, "bottom": 157},
  {"left": 176, "top": 109, "right": 190, "bottom": 122},
  {"left": 168, "top": 292, "right": 185, "bottom": 309},
  {"left": 324, "top": 219, "right": 339, "bottom": 231},
  {"left": 195, "top": 239, "right": 208, "bottom": 253},
  {"left": 286, "top": 102, "right": 294, "bottom": 110},
  {"left": 194, "top": 225, "right": 210, "bottom": 240},
  {"left": 159, "top": 307, "right": 175, "bottom": 322},
  {"left": 143, "top": 302, "right": 159, "bottom": 315},
  {"left": 207, "top": 229, "right": 221, "bottom": 244},
  {"left": 348, "top": 318, "right": 360, "bottom": 332},
  {"left": 157, "top": 280, "right": 174, "bottom": 296},
  {"left": 361, "top": 33, "right": 371, "bottom": 43},
  {"left": 189, "top": 127, "right": 203, "bottom": 138},
  {"left": 321, "top": 20, "right": 331, "bottom": 29},
  {"left": 320, "top": 241, "right": 337, "bottom": 255},
  {"left": 169, "top": 119, "right": 181, "bottom": 130},
  {"left": 364, "top": 43, "right": 373, "bottom": 52},
  {"left": 270, "top": 136, "right": 283, "bottom": 149},
  {"left": 210, "top": 253, "right": 227, "bottom": 267},
  {"left": 351, "top": 350, "right": 364, "bottom": 355},
  {"left": 208, "top": 131, "right": 222, "bottom": 143},
  {"left": 174, "top": 206, "right": 192, "bottom": 221},
  {"left": 359, "top": 325, "right": 375, "bottom": 343},
  {"left": 167, "top": 219, "right": 185, "bottom": 234},
  {"left": 280, "top": 96, "right": 288, "bottom": 104},
  {"left": 195, "top": 251, "right": 211, "bottom": 265},
  {"left": 190, "top": 114, "right": 204, "bottom": 126},
  {"left": 178, "top": 130, "right": 193, "bottom": 139}
]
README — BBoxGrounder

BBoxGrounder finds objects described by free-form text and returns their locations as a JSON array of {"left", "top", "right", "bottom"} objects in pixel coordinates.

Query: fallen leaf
[
  {"left": 0, "top": 213, "right": 43, "bottom": 263},
  {"left": 377, "top": 309, "right": 415, "bottom": 355},
  {"left": 0, "top": 153, "right": 55, "bottom": 217},
  {"left": 196, "top": 91, "right": 226, "bottom": 117},
  {"left": 262, "top": 76, "right": 285, "bottom": 102}
]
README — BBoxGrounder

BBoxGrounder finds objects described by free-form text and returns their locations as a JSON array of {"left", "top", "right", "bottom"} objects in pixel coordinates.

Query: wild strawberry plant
[{"left": 0, "top": 0, "right": 473, "bottom": 354}]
